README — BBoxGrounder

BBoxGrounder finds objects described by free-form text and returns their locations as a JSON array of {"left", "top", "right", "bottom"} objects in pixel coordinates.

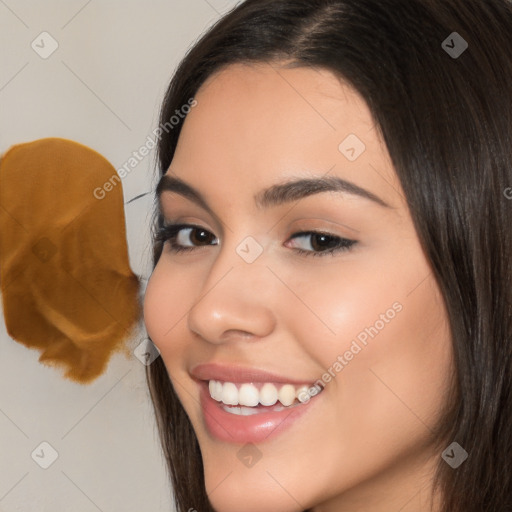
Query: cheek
[
  {"left": 329, "top": 274, "right": 453, "bottom": 487},
  {"left": 269, "top": 248, "right": 420, "bottom": 369},
  {"left": 271, "top": 245, "right": 453, "bottom": 476},
  {"left": 360, "top": 275, "right": 453, "bottom": 424},
  {"left": 276, "top": 240, "right": 451, "bottom": 385},
  {"left": 143, "top": 260, "right": 193, "bottom": 354}
]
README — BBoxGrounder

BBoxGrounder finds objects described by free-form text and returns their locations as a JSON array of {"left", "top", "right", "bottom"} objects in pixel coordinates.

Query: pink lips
[
  {"left": 190, "top": 363, "right": 323, "bottom": 444},
  {"left": 190, "top": 362, "right": 317, "bottom": 385}
]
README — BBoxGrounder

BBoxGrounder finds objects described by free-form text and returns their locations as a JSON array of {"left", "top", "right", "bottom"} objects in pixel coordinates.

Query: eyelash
[{"left": 155, "top": 223, "right": 357, "bottom": 258}]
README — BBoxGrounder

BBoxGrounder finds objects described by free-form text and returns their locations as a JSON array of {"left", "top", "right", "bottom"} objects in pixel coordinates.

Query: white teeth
[
  {"left": 207, "top": 380, "right": 321, "bottom": 407},
  {"left": 222, "top": 382, "right": 239, "bottom": 405},
  {"left": 238, "top": 383, "right": 260, "bottom": 407},
  {"left": 222, "top": 405, "right": 261, "bottom": 416},
  {"left": 209, "top": 380, "right": 223, "bottom": 401},
  {"left": 278, "top": 384, "right": 296, "bottom": 406},
  {"left": 215, "top": 381, "right": 223, "bottom": 400},
  {"left": 296, "top": 385, "right": 310, "bottom": 403},
  {"left": 259, "top": 383, "right": 278, "bottom": 406}
]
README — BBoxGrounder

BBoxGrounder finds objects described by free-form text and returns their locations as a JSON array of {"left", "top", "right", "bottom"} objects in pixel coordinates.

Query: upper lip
[{"left": 190, "top": 363, "right": 317, "bottom": 386}]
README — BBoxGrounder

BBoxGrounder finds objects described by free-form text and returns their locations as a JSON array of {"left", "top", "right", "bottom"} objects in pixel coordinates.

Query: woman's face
[{"left": 144, "top": 63, "right": 453, "bottom": 512}]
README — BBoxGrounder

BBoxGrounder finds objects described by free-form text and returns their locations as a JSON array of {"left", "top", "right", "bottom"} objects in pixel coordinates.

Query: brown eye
[
  {"left": 188, "top": 227, "right": 216, "bottom": 246},
  {"left": 287, "top": 231, "right": 357, "bottom": 258},
  {"left": 155, "top": 224, "right": 219, "bottom": 254}
]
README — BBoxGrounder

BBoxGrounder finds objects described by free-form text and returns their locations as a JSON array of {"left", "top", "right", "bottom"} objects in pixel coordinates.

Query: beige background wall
[{"left": 0, "top": 1, "right": 241, "bottom": 510}]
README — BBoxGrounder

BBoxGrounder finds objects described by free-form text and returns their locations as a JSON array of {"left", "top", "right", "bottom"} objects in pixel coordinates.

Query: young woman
[{"left": 143, "top": 1, "right": 512, "bottom": 511}]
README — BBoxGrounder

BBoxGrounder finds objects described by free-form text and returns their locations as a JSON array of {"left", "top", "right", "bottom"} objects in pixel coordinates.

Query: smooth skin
[{"left": 144, "top": 62, "right": 453, "bottom": 512}]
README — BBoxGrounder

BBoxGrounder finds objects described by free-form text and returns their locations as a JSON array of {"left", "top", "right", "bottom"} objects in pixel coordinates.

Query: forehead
[
  {"left": 169, "top": 62, "right": 404, "bottom": 212},
  {"left": 187, "top": 62, "right": 375, "bottom": 141}
]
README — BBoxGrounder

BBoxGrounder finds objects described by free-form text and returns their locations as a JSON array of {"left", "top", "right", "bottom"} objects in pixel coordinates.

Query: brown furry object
[{"left": 0, "top": 137, "right": 141, "bottom": 383}]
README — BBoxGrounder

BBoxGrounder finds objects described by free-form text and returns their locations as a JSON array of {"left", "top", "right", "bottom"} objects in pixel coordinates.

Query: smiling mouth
[
  {"left": 208, "top": 379, "right": 323, "bottom": 414},
  {"left": 196, "top": 375, "right": 325, "bottom": 443}
]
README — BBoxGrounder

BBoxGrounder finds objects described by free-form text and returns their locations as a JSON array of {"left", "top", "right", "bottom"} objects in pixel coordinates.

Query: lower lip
[{"left": 198, "top": 381, "right": 323, "bottom": 444}]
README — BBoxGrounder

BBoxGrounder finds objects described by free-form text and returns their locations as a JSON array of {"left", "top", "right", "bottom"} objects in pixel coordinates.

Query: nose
[{"left": 187, "top": 251, "right": 277, "bottom": 345}]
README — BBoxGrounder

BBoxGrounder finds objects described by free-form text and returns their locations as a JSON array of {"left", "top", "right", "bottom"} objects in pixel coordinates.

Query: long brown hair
[{"left": 145, "top": 1, "right": 512, "bottom": 510}]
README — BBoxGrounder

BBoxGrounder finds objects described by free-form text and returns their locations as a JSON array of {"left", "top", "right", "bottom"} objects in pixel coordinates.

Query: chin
[{"left": 205, "top": 472, "right": 307, "bottom": 512}]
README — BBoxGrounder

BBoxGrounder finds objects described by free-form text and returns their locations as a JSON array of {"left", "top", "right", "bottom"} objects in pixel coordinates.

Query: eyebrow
[{"left": 156, "top": 172, "right": 391, "bottom": 217}]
